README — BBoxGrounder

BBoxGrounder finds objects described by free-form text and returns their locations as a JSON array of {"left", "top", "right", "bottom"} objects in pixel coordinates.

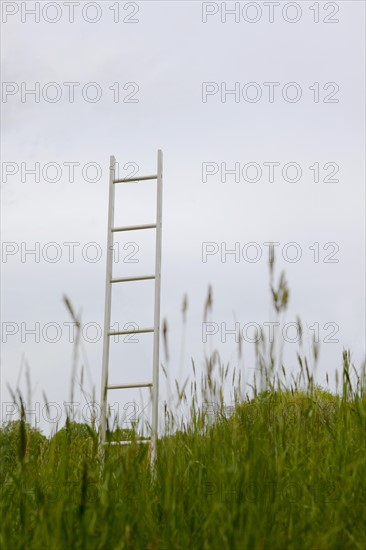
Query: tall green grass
[{"left": 1, "top": 267, "right": 365, "bottom": 549}]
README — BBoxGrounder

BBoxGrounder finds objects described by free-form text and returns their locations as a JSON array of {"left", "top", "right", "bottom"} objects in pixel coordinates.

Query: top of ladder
[{"left": 113, "top": 174, "right": 158, "bottom": 184}]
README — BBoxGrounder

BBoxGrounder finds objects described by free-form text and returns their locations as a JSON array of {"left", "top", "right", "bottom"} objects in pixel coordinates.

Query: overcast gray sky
[{"left": 1, "top": 1, "right": 365, "bottom": 434}]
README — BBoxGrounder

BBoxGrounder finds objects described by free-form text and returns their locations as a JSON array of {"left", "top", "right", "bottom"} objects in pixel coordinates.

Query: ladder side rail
[
  {"left": 150, "top": 149, "right": 163, "bottom": 468},
  {"left": 99, "top": 155, "right": 116, "bottom": 448}
]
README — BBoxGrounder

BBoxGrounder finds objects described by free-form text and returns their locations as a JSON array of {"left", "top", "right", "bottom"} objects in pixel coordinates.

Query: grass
[{"left": 1, "top": 267, "right": 365, "bottom": 549}]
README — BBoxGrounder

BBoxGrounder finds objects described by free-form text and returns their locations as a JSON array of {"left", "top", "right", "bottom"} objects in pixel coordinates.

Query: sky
[{"left": 1, "top": 0, "right": 365, "bottom": 435}]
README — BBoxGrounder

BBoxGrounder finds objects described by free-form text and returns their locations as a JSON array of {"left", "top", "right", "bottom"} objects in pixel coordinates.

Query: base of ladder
[{"left": 105, "top": 438, "right": 151, "bottom": 446}]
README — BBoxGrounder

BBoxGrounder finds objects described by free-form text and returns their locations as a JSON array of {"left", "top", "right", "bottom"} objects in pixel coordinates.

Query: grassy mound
[{"left": 0, "top": 383, "right": 365, "bottom": 549}]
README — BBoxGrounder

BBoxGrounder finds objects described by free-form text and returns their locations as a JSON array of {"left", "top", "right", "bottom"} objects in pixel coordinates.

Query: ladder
[{"left": 99, "top": 150, "right": 163, "bottom": 468}]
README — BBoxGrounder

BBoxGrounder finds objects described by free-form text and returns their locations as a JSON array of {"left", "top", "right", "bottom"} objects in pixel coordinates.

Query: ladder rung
[
  {"left": 112, "top": 224, "right": 156, "bottom": 233},
  {"left": 105, "top": 438, "right": 151, "bottom": 446},
  {"left": 108, "top": 327, "right": 154, "bottom": 336},
  {"left": 111, "top": 275, "right": 155, "bottom": 283},
  {"left": 113, "top": 174, "right": 157, "bottom": 183},
  {"left": 107, "top": 382, "right": 153, "bottom": 390}
]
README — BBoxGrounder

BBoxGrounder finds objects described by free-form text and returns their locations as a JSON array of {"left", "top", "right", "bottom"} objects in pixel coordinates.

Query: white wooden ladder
[{"left": 99, "top": 150, "right": 163, "bottom": 468}]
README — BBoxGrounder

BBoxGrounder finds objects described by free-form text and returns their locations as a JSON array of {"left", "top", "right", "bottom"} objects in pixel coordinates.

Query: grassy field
[
  {"left": 1, "top": 270, "right": 365, "bottom": 549},
  {"left": 0, "top": 372, "right": 365, "bottom": 549}
]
